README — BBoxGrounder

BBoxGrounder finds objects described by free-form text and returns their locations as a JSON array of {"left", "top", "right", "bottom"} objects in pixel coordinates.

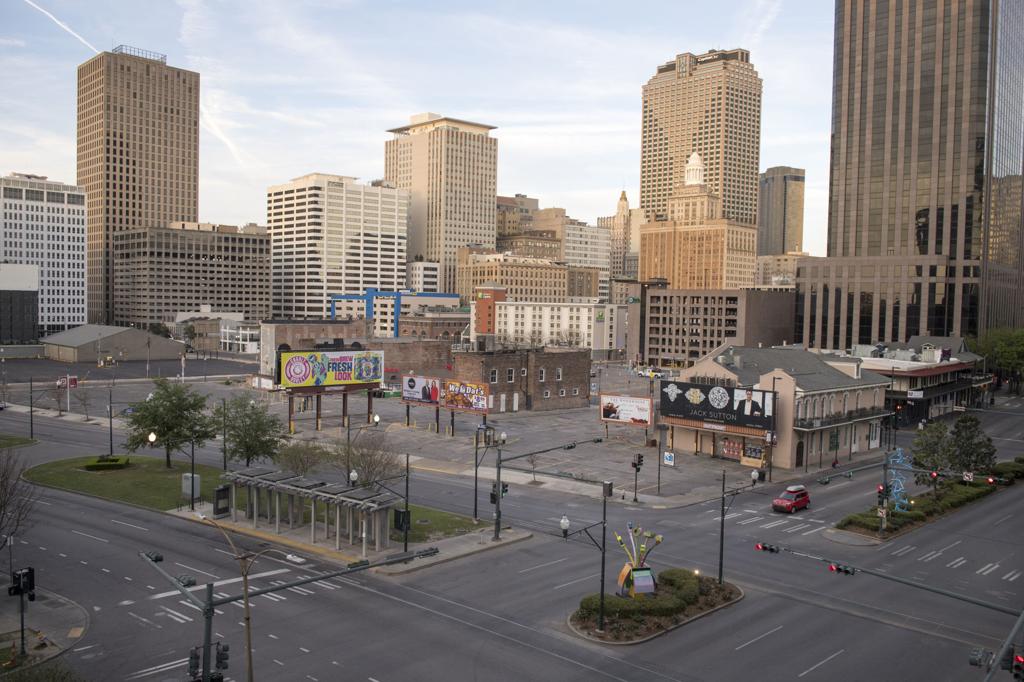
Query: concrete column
[
  {"left": 275, "top": 492, "right": 280, "bottom": 534},
  {"left": 310, "top": 498, "right": 316, "bottom": 543},
  {"left": 252, "top": 487, "right": 258, "bottom": 529},
  {"left": 348, "top": 508, "right": 354, "bottom": 545},
  {"left": 374, "top": 510, "right": 381, "bottom": 552},
  {"left": 361, "top": 512, "right": 367, "bottom": 558},
  {"left": 230, "top": 483, "right": 237, "bottom": 523},
  {"left": 288, "top": 494, "right": 294, "bottom": 529},
  {"left": 323, "top": 501, "right": 329, "bottom": 538},
  {"left": 335, "top": 504, "right": 341, "bottom": 551}
]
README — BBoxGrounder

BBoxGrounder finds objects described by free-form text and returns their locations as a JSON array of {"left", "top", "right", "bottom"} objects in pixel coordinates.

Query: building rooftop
[
  {"left": 42, "top": 324, "right": 140, "bottom": 347},
  {"left": 388, "top": 112, "right": 496, "bottom": 134},
  {"left": 709, "top": 345, "right": 888, "bottom": 392}
]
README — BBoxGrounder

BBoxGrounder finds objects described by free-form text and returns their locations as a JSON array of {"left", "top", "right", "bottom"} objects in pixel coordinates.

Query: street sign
[
  {"left": 56, "top": 377, "right": 66, "bottom": 388},
  {"left": 877, "top": 507, "right": 887, "bottom": 518},
  {"left": 68, "top": 376, "right": 78, "bottom": 389},
  {"left": 962, "top": 471, "right": 974, "bottom": 483},
  {"left": 908, "top": 389, "right": 924, "bottom": 399},
  {"left": 663, "top": 451, "right": 675, "bottom": 467}
]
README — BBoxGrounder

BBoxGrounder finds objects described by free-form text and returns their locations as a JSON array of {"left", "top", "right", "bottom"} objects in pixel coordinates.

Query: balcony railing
[{"left": 793, "top": 406, "right": 891, "bottom": 430}]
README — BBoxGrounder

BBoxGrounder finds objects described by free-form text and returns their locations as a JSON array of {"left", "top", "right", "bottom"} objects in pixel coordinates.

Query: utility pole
[
  {"left": 473, "top": 428, "right": 480, "bottom": 522},
  {"left": 879, "top": 456, "right": 889, "bottom": 538},
  {"left": 718, "top": 469, "right": 726, "bottom": 585},
  {"left": 29, "top": 377, "right": 33, "bottom": 439},
  {"left": 108, "top": 387, "right": 114, "bottom": 457},
  {"left": 493, "top": 446, "right": 503, "bottom": 541},
  {"left": 404, "top": 453, "right": 410, "bottom": 552},
  {"left": 222, "top": 398, "right": 228, "bottom": 471}
]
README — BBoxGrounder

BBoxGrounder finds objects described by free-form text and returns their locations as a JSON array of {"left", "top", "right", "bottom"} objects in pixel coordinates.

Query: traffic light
[
  {"left": 8, "top": 568, "right": 35, "bottom": 599},
  {"left": 215, "top": 642, "right": 230, "bottom": 670},
  {"left": 876, "top": 484, "right": 885, "bottom": 506},
  {"left": 828, "top": 563, "right": 856, "bottom": 575},
  {"left": 501, "top": 482, "right": 509, "bottom": 498},
  {"left": 930, "top": 471, "right": 938, "bottom": 480},
  {"left": 754, "top": 542, "right": 780, "bottom": 553},
  {"left": 1012, "top": 648, "right": 1024, "bottom": 680},
  {"left": 144, "top": 551, "right": 163, "bottom": 563},
  {"left": 188, "top": 647, "right": 200, "bottom": 678},
  {"left": 637, "top": 454, "right": 644, "bottom": 468},
  {"left": 490, "top": 482, "right": 497, "bottom": 505},
  {"left": 1001, "top": 647, "right": 1015, "bottom": 671}
]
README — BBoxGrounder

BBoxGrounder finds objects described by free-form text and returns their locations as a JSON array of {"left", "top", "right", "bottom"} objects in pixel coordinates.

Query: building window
[
  {"left": 572, "top": 388, "right": 579, "bottom": 395},
  {"left": 543, "top": 390, "right": 551, "bottom": 398},
  {"left": 559, "top": 389, "right": 566, "bottom": 397},
  {"left": 556, "top": 367, "right": 563, "bottom": 381},
  {"left": 507, "top": 368, "right": 515, "bottom": 383},
  {"left": 521, "top": 367, "right": 527, "bottom": 377},
  {"left": 489, "top": 369, "right": 497, "bottom": 383},
  {"left": 539, "top": 368, "right": 546, "bottom": 382}
]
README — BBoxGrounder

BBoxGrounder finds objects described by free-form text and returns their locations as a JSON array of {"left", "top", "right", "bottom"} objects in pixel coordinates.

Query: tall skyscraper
[
  {"left": 267, "top": 174, "right": 409, "bottom": 319},
  {"left": 0, "top": 173, "right": 87, "bottom": 335},
  {"left": 77, "top": 46, "right": 200, "bottom": 324},
  {"left": 757, "top": 166, "right": 804, "bottom": 256},
  {"left": 641, "top": 49, "right": 762, "bottom": 224},
  {"left": 795, "top": 1, "right": 1024, "bottom": 349},
  {"left": 384, "top": 113, "right": 497, "bottom": 293}
]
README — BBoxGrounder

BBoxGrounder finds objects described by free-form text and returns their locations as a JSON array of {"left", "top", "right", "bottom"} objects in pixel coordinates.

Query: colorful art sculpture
[{"left": 613, "top": 522, "right": 664, "bottom": 598}]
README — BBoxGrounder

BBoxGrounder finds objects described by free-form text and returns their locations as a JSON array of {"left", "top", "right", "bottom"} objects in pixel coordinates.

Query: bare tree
[
  {"left": 526, "top": 453, "right": 539, "bottom": 482},
  {"left": 74, "top": 388, "right": 94, "bottom": 422},
  {"left": 528, "top": 329, "right": 544, "bottom": 348},
  {"left": 275, "top": 440, "right": 329, "bottom": 478},
  {"left": 0, "top": 450, "right": 38, "bottom": 555},
  {"left": 48, "top": 385, "right": 66, "bottom": 416},
  {"left": 330, "top": 432, "right": 402, "bottom": 485}
]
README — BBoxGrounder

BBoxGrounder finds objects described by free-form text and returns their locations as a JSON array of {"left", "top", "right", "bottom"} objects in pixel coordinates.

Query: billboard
[
  {"left": 402, "top": 375, "right": 442, "bottom": 405},
  {"left": 278, "top": 351, "right": 383, "bottom": 388},
  {"left": 660, "top": 381, "right": 775, "bottom": 430},
  {"left": 599, "top": 394, "right": 652, "bottom": 427},
  {"left": 443, "top": 380, "right": 489, "bottom": 414}
]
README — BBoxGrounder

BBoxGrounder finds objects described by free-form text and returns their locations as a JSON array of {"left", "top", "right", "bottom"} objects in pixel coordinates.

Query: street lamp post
[
  {"left": 349, "top": 469, "right": 369, "bottom": 558},
  {"left": 346, "top": 413, "right": 380, "bottom": 481},
  {"left": 197, "top": 514, "right": 269, "bottom": 682},
  {"left": 559, "top": 480, "right": 612, "bottom": 633},
  {"left": 108, "top": 387, "right": 114, "bottom": 457},
  {"left": 493, "top": 432, "right": 507, "bottom": 542},
  {"left": 474, "top": 424, "right": 496, "bottom": 523}
]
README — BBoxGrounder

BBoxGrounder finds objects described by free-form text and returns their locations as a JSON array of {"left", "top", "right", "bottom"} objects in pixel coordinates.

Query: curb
[
  {"left": 375, "top": 529, "right": 533, "bottom": 576},
  {"left": 823, "top": 528, "right": 883, "bottom": 547},
  {"left": 565, "top": 583, "right": 745, "bottom": 645},
  {"left": 0, "top": 588, "right": 90, "bottom": 675}
]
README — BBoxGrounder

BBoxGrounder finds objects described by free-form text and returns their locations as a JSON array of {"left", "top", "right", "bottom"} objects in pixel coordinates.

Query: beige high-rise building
[
  {"left": 496, "top": 194, "right": 538, "bottom": 237},
  {"left": 639, "top": 153, "right": 756, "bottom": 289},
  {"left": 384, "top": 113, "right": 497, "bottom": 293},
  {"left": 641, "top": 49, "right": 761, "bottom": 225},
  {"left": 455, "top": 249, "right": 599, "bottom": 303},
  {"left": 77, "top": 46, "right": 200, "bottom": 324},
  {"left": 112, "top": 222, "right": 269, "bottom": 326},
  {"left": 597, "top": 191, "right": 647, "bottom": 279}
]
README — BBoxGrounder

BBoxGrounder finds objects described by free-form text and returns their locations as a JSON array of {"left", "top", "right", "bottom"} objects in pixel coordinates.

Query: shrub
[
  {"left": 576, "top": 568, "right": 702, "bottom": 620},
  {"left": 1014, "top": 456, "right": 1024, "bottom": 465},
  {"left": 992, "top": 461, "right": 1024, "bottom": 480},
  {"left": 84, "top": 456, "right": 130, "bottom": 471}
]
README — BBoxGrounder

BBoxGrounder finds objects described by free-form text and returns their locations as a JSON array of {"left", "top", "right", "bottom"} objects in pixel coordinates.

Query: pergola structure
[{"left": 221, "top": 467, "right": 402, "bottom": 557}]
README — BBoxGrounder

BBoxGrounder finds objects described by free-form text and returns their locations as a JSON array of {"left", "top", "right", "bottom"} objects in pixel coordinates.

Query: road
[{"left": 2, "top": 407, "right": 1022, "bottom": 681}]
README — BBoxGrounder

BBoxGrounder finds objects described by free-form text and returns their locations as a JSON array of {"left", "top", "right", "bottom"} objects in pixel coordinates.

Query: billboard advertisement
[
  {"left": 443, "top": 380, "right": 489, "bottom": 414},
  {"left": 660, "top": 381, "right": 775, "bottom": 430},
  {"left": 599, "top": 394, "right": 653, "bottom": 427},
  {"left": 402, "top": 375, "right": 442, "bottom": 405},
  {"left": 278, "top": 351, "right": 383, "bottom": 388}
]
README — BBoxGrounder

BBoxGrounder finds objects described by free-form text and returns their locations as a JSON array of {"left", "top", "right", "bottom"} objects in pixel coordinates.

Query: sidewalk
[{"left": 0, "top": 589, "right": 88, "bottom": 670}]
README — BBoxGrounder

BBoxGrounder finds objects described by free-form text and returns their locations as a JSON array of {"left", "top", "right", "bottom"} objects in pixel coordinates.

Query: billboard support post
[
  {"left": 342, "top": 393, "right": 349, "bottom": 430},
  {"left": 287, "top": 394, "right": 295, "bottom": 434},
  {"left": 315, "top": 394, "right": 322, "bottom": 431},
  {"left": 405, "top": 404, "right": 410, "bottom": 427},
  {"left": 450, "top": 410, "right": 455, "bottom": 438},
  {"left": 435, "top": 406, "right": 439, "bottom": 434},
  {"left": 367, "top": 390, "right": 373, "bottom": 424}
]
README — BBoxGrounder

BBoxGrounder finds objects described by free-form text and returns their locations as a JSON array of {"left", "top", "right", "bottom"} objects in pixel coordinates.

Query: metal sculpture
[
  {"left": 888, "top": 447, "right": 911, "bottom": 512},
  {"left": 613, "top": 521, "right": 664, "bottom": 598}
]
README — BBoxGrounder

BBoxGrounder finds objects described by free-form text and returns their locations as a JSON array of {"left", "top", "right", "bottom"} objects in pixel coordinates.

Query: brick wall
[{"left": 453, "top": 347, "right": 590, "bottom": 412}]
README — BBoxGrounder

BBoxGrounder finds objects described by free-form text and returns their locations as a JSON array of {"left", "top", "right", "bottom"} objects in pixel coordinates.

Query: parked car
[{"left": 772, "top": 484, "right": 810, "bottom": 513}]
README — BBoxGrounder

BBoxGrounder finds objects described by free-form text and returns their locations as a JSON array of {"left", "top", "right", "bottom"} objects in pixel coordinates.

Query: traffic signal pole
[{"left": 718, "top": 469, "right": 726, "bottom": 585}]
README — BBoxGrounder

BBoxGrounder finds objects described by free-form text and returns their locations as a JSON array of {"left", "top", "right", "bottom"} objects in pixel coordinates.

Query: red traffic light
[
  {"left": 877, "top": 484, "right": 884, "bottom": 492},
  {"left": 930, "top": 471, "right": 938, "bottom": 479}
]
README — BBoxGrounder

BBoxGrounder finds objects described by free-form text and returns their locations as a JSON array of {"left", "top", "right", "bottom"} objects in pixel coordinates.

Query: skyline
[{"left": 0, "top": 0, "right": 834, "bottom": 255}]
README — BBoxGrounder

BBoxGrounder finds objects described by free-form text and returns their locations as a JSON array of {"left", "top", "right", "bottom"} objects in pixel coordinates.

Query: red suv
[{"left": 773, "top": 485, "right": 810, "bottom": 513}]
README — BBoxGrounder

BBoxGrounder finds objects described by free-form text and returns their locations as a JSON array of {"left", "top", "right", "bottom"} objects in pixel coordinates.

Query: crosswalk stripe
[
  {"left": 946, "top": 557, "right": 966, "bottom": 568},
  {"left": 802, "top": 526, "right": 826, "bottom": 536},
  {"left": 784, "top": 524, "right": 811, "bottom": 533},
  {"left": 761, "top": 520, "right": 788, "bottom": 528},
  {"left": 737, "top": 517, "right": 764, "bottom": 525}
]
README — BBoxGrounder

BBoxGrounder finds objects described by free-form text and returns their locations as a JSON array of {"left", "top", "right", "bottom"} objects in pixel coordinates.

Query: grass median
[
  {"left": 24, "top": 456, "right": 473, "bottom": 542},
  {"left": 24, "top": 455, "right": 230, "bottom": 511},
  {"left": 0, "top": 433, "right": 34, "bottom": 449}
]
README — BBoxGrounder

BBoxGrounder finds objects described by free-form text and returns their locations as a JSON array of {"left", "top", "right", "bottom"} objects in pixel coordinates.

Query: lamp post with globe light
[
  {"left": 346, "top": 413, "right": 380, "bottom": 481},
  {"left": 559, "top": 480, "right": 613, "bottom": 633}
]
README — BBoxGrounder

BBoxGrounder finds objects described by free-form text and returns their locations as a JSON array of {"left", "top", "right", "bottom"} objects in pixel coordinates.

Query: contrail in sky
[{"left": 22, "top": 0, "right": 99, "bottom": 54}]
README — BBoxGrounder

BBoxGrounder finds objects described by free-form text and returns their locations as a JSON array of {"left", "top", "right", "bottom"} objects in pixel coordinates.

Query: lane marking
[
  {"left": 299, "top": 647, "right": 310, "bottom": 653},
  {"left": 268, "top": 634, "right": 279, "bottom": 639},
  {"left": 59, "top": 553, "right": 67, "bottom": 558},
  {"left": 937, "top": 540, "right": 962, "bottom": 553},
  {"left": 993, "top": 514, "right": 1013, "bottom": 526},
  {"left": 313, "top": 580, "right": 338, "bottom": 590},
  {"left": 124, "top": 576, "right": 132, "bottom": 582},
  {"left": 1001, "top": 570, "right": 1021, "bottom": 581},
  {"left": 713, "top": 513, "right": 742, "bottom": 521},
  {"left": 980, "top": 564, "right": 1001, "bottom": 576},
  {"left": 35, "top": 500, "right": 52, "bottom": 506},
  {"left": 174, "top": 562, "right": 220, "bottom": 580},
  {"left": 518, "top": 557, "right": 568, "bottom": 573},
  {"left": 71, "top": 530, "right": 109, "bottom": 543},
  {"left": 802, "top": 526, "right": 826, "bottom": 536},
  {"left": 761, "top": 520, "right": 788, "bottom": 528},
  {"left": 736, "top": 517, "right": 764, "bottom": 525},
  {"left": 917, "top": 551, "right": 940, "bottom": 562},
  {"left": 946, "top": 557, "right": 967, "bottom": 568},
  {"left": 101, "top": 568, "right": 111, "bottom": 573},
  {"left": 273, "top": 659, "right": 284, "bottom": 666},
  {"left": 118, "top": 599, "right": 134, "bottom": 606},
  {"left": 79, "top": 560, "right": 88, "bottom": 565},
  {"left": 111, "top": 519, "right": 149, "bottom": 532},
  {"left": 734, "top": 624, "right": 783, "bottom": 650},
  {"left": 161, "top": 606, "right": 193, "bottom": 623},
  {"left": 148, "top": 568, "right": 289, "bottom": 600},
  {"left": 127, "top": 611, "right": 161, "bottom": 629},
  {"left": 784, "top": 524, "right": 811, "bottom": 533},
  {"left": 72, "top": 644, "right": 96, "bottom": 652},
  {"left": 798, "top": 649, "right": 845, "bottom": 678},
  {"left": 1008, "top": 571, "right": 1021, "bottom": 582},
  {"left": 125, "top": 657, "right": 187, "bottom": 679},
  {"left": 891, "top": 545, "right": 916, "bottom": 557},
  {"left": 553, "top": 573, "right": 601, "bottom": 590}
]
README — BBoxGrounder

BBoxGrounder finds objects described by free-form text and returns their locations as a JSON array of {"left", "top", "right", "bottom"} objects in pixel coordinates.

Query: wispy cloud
[
  {"left": 0, "top": 37, "right": 28, "bottom": 47},
  {"left": 21, "top": 0, "right": 98, "bottom": 54},
  {"left": 740, "top": 0, "right": 783, "bottom": 53}
]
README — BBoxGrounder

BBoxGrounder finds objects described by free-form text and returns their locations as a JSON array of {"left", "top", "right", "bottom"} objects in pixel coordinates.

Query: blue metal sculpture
[{"left": 888, "top": 447, "right": 911, "bottom": 512}]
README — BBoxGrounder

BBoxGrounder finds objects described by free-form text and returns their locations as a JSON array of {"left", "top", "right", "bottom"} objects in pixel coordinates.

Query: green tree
[
  {"left": 214, "top": 396, "right": 286, "bottom": 467},
  {"left": 276, "top": 440, "right": 329, "bottom": 477},
  {"left": 948, "top": 414, "right": 997, "bottom": 473},
  {"left": 148, "top": 322, "right": 172, "bottom": 338},
  {"left": 329, "top": 432, "right": 401, "bottom": 485},
  {"left": 123, "top": 378, "right": 216, "bottom": 467},
  {"left": 975, "top": 328, "right": 1024, "bottom": 394},
  {"left": 912, "top": 422, "right": 952, "bottom": 495}
]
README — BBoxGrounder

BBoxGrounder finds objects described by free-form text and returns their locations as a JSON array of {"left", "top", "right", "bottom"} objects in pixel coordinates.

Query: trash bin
[{"left": 213, "top": 485, "right": 231, "bottom": 519}]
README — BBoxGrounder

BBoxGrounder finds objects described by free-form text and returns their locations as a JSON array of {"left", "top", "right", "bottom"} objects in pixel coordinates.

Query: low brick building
[
  {"left": 452, "top": 347, "right": 590, "bottom": 412},
  {"left": 398, "top": 310, "right": 469, "bottom": 341}
]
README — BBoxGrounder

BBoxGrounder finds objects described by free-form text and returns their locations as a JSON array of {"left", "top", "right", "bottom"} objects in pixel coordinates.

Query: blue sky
[{"left": 0, "top": 0, "right": 835, "bottom": 255}]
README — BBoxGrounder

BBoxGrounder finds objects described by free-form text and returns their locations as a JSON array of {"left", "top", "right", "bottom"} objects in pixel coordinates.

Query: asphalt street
[{"left": 2, "top": 406, "right": 1022, "bottom": 681}]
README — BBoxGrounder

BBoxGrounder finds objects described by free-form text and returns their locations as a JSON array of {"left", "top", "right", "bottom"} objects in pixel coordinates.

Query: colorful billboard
[
  {"left": 660, "top": 381, "right": 775, "bottom": 430},
  {"left": 443, "top": 380, "right": 489, "bottom": 414},
  {"left": 402, "top": 375, "right": 442, "bottom": 405},
  {"left": 278, "top": 351, "right": 383, "bottom": 388},
  {"left": 599, "top": 394, "right": 653, "bottom": 427}
]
